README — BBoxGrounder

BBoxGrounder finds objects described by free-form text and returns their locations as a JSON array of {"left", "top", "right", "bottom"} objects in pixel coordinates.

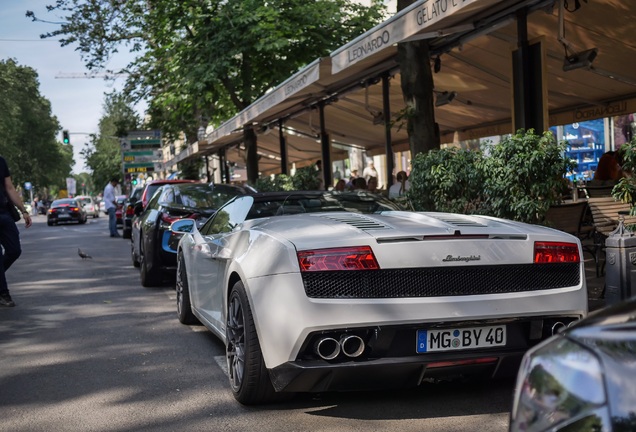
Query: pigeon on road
[{"left": 78, "top": 248, "right": 92, "bottom": 259}]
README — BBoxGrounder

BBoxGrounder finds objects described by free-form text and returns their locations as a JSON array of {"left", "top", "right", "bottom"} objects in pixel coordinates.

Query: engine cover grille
[{"left": 301, "top": 263, "right": 580, "bottom": 299}]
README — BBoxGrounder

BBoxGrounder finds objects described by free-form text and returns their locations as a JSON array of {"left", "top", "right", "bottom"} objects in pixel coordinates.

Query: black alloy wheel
[
  {"left": 139, "top": 235, "right": 161, "bottom": 287},
  {"left": 176, "top": 252, "right": 199, "bottom": 325},
  {"left": 226, "top": 281, "right": 278, "bottom": 404}
]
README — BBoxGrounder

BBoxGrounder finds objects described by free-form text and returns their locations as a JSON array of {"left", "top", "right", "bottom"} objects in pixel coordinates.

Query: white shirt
[
  {"left": 389, "top": 180, "right": 411, "bottom": 198},
  {"left": 103, "top": 183, "right": 117, "bottom": 210}
]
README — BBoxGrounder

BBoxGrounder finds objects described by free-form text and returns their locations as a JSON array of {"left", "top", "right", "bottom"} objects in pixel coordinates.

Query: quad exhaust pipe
[
  {"left": 315, "top": 334, "right": 365, "bottom": 360},
  {"left": 551, "top": 321, "right": 566, "bottom": 335}
]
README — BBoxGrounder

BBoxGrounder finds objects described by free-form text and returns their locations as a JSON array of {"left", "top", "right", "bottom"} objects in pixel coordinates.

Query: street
[{"left": 0, "top": 214, "right": 514, "bottom": 432}]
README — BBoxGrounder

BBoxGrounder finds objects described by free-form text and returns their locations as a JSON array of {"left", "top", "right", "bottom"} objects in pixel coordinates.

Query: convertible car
[{"left": 172, "top": 191, "right": 588, "bottom": 404}]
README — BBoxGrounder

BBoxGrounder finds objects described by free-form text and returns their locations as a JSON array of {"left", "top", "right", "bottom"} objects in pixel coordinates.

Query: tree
[
  {"left": 396, "top": 0, "right": 439, "bottom": 156},
  {"left": 28, "top": 0, "right": 387, "bottom": 182},
  {"left": 0, "top": 59, "right": 73, "bottom": 200},
  {"left": 81, "top": 91, "right": 141, "bottom": 191}
]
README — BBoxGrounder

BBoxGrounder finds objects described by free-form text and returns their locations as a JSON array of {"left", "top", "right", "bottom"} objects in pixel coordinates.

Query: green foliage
[
  {"left": 179, "top": 158, "right": 202, "bottom": 181},
  {"left": 408, "top": 147, "right": 485, "bottom": 214},
  {"left": 253, "top": 166, "right": 320, "bottom": 191},
  {"left": 292, "top": 166, "right": 322, "bottom": 190},
  {"left": 0, "top": 59, "right": 73, "bottom": 200},
  {"left": 254, "top": 174, "right": 294, "bottom": 192},
  {"left": 482, "top": 130, "right": 575, "bottom": 224},
  {"left": 408, "top": 130, "right": 574, "bottom": 224},
  {"left": 30, "top": 0, "right": 386, "bottom": 141},
  {"left": 613, "top": 137, "right": 636, "bottom": 211},
  {"left": 81, "top": 91, "right": 141, "bottom": 191}
]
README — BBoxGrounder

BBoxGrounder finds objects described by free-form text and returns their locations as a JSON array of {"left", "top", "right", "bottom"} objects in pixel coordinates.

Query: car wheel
[
  {"left": 131, "top": 240, "right": 140, "bottom": 268},
  {"left": 123, "top": 228, "right": 131, "bottom": 240},
  {"left": 176, "top": 252, "right": 199, "bottom": 325},
  {"left": 47, "top": 221, "right": 53, "bottom": 226},
  {"left": 226, "top": 281, "right": 278, "bottom": 405},
  {"left": 140, "top": 237, "right": 161, "bottom": 287}
]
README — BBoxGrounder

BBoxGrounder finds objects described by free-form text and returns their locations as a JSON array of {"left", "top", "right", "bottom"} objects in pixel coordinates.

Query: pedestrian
[
  {"left": 0, "top": 156, "right": 32, "bottom": 307},
  {"left": 103, "top": 177, "right": 120, "bottom": 237},
  {"left": 389, "top": 171, "right": 411, "bottom": 198},
  {"left": 314, "top": 160, "right": 325, "bottom": 190},
  {"left": 362, "top": 160, "right": 378, "bottom": 182}
]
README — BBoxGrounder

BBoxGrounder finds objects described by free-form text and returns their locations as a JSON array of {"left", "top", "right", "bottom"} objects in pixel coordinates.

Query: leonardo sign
[{"left": 331, "top": 0, "right": 502, "bottom": 74}]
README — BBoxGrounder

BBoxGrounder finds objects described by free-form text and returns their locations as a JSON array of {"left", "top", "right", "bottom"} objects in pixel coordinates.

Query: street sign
[
  {"left": 121, "top": 130, "right": 162, "bottom": 149},
  {"left": 123, "top": 150, "right": 157, "bottom": 163},
  {"left": 127, "top": 129, "right": 161, "bottom": 140}
]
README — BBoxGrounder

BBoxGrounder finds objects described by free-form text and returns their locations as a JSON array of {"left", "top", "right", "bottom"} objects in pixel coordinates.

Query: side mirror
[{"left": 170, "top": 219, "right": 195, "bottom": 233}]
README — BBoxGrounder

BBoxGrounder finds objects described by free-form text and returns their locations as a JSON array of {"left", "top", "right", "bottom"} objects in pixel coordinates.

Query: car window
[
  {"left": 201, "top": 196, "right": 254, "bottom": 235},
  {"left": 76, "top": 197, "right": 92, "bottom": 205},
  {"left": 160, "top": 187, "right": 175, "bottom": 204},
  {"left": 173, "top": 184, "right": 243, "bottom": 209},
  {"left": 146, "top": 188, "right": 163, "bottom": 210}
]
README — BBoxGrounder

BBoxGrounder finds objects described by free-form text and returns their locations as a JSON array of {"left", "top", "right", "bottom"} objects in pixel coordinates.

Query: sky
[
  {"left": 0, "top": 0, "right": 141, "bottom": 174},
  {"left": 0, "top": 0, "right": 395, "bottom": 175}
]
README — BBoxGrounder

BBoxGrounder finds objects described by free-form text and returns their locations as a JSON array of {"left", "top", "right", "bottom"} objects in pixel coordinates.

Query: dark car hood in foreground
[{"left": 565, "top": 298, "right": 636, "bottom": 427}]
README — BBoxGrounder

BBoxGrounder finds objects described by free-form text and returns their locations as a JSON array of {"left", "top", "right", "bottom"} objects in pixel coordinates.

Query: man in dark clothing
[{"left": 0, "top": 156, "right": 32, "bottom": 307}]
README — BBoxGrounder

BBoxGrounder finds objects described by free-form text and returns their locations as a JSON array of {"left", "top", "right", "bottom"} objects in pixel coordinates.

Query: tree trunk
[
  {"left": 396, "top": 0, "right": 439, "bottom": 157},
  {"left": 244, "top": 126, "right": 259, "bottom": 184}
]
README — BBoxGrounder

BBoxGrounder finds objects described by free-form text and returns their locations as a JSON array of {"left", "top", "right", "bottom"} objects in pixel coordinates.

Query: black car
[
  {"left": 510, "top": 298, "right": 636, "bottom": 432},
  {"left": 122, "top": 186, "right": 144, "bottom": 239},
  {"left": 47, "top": 198, "right": 88, "bottom": 226},
  {"left": 130, "top": 183, "right": 253, "bottom": 287}
]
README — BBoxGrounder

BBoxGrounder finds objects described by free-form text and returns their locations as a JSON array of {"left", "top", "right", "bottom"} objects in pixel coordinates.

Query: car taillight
[
  {"left": 49, "top": 209, "right": 56, "bottom": 214},
  {"left": 126, "top": 205, "right": 135, "bottom": 216},
  {"left": 71, "top": 207, "right": 80, "bottom": 212},
  {"left": 298, "top": 246, "right": 380, "bottom": 272},
  {"left": 534, "top": 241, "right": 580, "bottom": 263}
]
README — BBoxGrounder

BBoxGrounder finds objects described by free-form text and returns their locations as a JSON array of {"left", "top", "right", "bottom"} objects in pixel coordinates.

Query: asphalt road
[{"left": 0, "top": 214, "right": 514, "bottom": 432}]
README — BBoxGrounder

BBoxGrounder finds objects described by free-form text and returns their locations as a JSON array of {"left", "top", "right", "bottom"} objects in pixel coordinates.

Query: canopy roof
[{"left": 169, "top": 0, "right": 636, "bottom": 174}]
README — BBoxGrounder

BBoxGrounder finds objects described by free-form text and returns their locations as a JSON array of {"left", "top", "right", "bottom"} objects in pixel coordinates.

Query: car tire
[
  {"left": 176, "top": 252, "right": 199, "bottom": 325},
  {"left": 227, "top": 280, "right": 279, "bottom": 405},
  {"left": 140, "top": 237, "right": 161, "bottom": 287},
  {"left": 47, "top": 221, "right": 53, "bottom": 226},
  {"left": 123, "top": 228, "right": 131, "bottom": 239},
  {"left": 131, "top": 240, "right": 140, "bottom": 268}
]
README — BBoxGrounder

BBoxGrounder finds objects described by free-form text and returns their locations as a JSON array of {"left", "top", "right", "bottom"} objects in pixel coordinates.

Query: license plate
[
  {"left": 416, "top": 325, "right": 506, "bottom": 353},
  {"left": 59, "top": 213, "right": 70, "bottom": 218}
]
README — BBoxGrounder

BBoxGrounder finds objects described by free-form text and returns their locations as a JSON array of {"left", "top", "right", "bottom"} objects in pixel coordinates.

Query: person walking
[
  {"left": 103, "top": 177, "right": 120, "bottom": 238},
  {"left": 0, "top": 156, "right": 32, "bottom": 307}
]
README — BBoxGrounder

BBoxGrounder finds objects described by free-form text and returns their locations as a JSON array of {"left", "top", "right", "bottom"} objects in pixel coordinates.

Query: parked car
[
  {"left": 122, "top": 186, "right": 144, "bottom": 239},
  {"left": 47, "top": 198, "right": 88, "bottom": 225},
  {"left": 75, "top": 195, "right": 100, "bottom": 218},
  {"left": 115, "top": 195, "right": 127, "bottom": 226},
  {"left": 139, "top": 179, "right": 197, "bottom": 209},
  {"left": 510, "top": 297, "right": 636, "bottom": 432},
  {"left": 99, "top": 200, "right": 106, "bottom": 215},
  {"left": 131, "top": 182, "right": 251, "bottom": 287},
  {"left": 172, "top": 190, "right": 588, "bottom": 405}
]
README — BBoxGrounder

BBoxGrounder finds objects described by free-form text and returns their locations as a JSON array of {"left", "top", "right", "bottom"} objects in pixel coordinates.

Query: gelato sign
[{"left": 331, "top": 0, "right": 500, "bottom": 74}]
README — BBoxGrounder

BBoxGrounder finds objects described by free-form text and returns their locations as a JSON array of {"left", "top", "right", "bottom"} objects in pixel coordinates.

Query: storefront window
[{"left": 551, "top": 119, "right": 605, "bottom": 181}]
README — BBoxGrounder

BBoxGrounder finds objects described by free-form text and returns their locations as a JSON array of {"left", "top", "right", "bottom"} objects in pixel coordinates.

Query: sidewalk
[{"left": 584, "top": 253, "right": 606, "bottom": 312}]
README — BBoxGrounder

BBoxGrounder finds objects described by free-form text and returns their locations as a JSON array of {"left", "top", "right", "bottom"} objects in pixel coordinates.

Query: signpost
[{"left": 121, "top": 130, "right": 163, "bottom": 190}]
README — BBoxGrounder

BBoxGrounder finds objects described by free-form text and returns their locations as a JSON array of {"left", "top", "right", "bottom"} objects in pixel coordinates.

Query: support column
[
  {"left": 244, "top": 126, "right": 259, "bottom": 184},
  {"left": 382, "top": 74, "right": 394, "bottom": 187},
  {"left": 319, "top": 104, "right": 332, "bottom": 189},
  {"left": 512, "top": 8, "right": 547, "bottom": 133},
  {"left": 279, "top": 119, "right": 288, "bottom": 175}
]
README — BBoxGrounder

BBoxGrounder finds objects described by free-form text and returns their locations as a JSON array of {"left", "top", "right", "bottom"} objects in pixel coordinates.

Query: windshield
[{"left": 246, "top": 191, "right": 407, "bottom": 219}]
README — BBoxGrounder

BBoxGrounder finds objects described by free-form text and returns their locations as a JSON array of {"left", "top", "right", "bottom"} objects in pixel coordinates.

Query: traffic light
[
  {"left": 62, "top": 130, "right": 70, "bottom": 144},
  {"left": 132, "top": 178, "right": 138, "bottom": 186}
]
